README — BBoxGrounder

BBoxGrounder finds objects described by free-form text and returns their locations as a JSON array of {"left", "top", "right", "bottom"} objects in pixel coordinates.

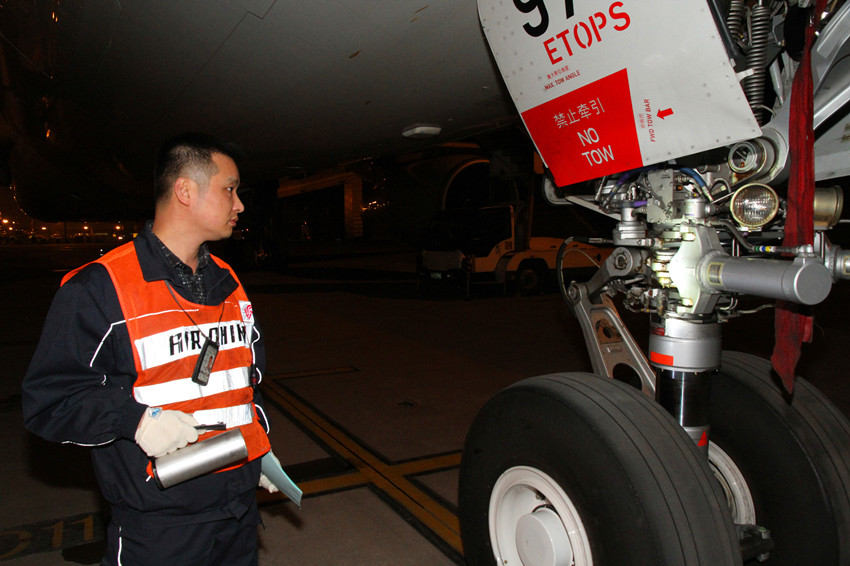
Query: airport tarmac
[{"left": 1, "top": 241, "right": 849, "bottom": 565}]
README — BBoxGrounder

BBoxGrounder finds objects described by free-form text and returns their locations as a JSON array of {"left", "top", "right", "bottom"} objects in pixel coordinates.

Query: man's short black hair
[{"left": 154, "top": 133, "right": 244, "bottom": 204}]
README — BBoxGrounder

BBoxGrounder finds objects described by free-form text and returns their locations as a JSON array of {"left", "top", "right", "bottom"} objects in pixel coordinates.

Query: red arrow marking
[{"left": 657, "top": 108, "right": 674, "bottom": 119}]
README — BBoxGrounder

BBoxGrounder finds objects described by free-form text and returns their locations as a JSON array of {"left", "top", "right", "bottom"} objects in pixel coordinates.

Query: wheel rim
[
  {"left": 489, "top": 465, "right": 592, "bottom": 566},
  {"left": 709, "top": 441, "right": 756, "bottom": 524}
]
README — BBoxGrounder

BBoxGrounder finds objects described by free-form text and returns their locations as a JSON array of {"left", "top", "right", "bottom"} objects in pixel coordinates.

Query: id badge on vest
[
  {"left": 164, "top": 281, "right": 223, "bottom": 386},
  {"left": 192, "top": 337, "right": 219, "bottom": 385}
]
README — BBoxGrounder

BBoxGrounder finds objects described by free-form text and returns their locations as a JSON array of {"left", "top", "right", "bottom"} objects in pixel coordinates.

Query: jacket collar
[{"left": 133, "top": 221, "right": 238, "bottom": 304}]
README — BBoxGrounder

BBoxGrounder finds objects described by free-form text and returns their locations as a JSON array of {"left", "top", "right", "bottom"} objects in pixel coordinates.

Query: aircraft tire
[
  {"left": 514, "top": 259, "right": 546, "bottom": 295},
  {"left": 709, "top": 351, "right": 850, "bottom": 565},
  {"left": 458, "top": 373, "right": 741, "bottom": 566}
]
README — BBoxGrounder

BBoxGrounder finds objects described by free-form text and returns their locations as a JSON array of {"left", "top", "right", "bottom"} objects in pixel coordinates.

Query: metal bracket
[{"left": 566, "top": 281, "right": 656, "bottom": 397}]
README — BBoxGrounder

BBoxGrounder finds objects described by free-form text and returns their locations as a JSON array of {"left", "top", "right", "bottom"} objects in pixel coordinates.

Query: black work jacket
[{"left": 22, "top": 223, "right": 266, "bottom": 526}]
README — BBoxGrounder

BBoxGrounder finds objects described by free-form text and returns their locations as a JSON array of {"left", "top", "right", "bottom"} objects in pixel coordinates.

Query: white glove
[
  {"left": 135, "top": 407, "right": 199, "bottom": 458},
  {"left": 259, "top": 450, "right": 281, "bottom": 493},
  {"left": 259, "top": 473, "right": 279, "bottom": 493}
]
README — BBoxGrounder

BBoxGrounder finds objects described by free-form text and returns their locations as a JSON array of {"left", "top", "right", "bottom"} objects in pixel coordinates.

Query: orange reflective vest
[{"left": 64, "top": 242, "right": 270, "bottom": 471}]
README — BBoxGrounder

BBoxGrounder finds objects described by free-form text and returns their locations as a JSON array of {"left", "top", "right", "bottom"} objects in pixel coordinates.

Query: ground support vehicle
[
  {"left": 419, "top": 204, "right": 611, "bottom": 297},
  {"left": 459, "top": 1, "right": 850, "bottom": 564}
]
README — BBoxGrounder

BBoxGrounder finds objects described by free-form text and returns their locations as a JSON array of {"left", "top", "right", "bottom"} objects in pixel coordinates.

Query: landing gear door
[{"left": 477, "top": 0, "right": 761, "bottom": 188}]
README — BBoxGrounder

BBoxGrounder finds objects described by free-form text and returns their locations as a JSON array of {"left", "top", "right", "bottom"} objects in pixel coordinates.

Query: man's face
[{"left": 191, "top": 152, "right": 244, "bottom": 242}]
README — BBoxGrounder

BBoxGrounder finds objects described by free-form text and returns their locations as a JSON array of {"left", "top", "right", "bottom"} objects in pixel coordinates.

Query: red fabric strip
[{"left": 770, "top": 0, "right": 826, "bottom": 393}]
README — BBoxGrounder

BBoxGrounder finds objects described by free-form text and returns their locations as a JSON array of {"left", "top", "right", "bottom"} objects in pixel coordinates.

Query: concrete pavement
[{"left": 2, "top": 241, "right": 849, "bottom": 565}]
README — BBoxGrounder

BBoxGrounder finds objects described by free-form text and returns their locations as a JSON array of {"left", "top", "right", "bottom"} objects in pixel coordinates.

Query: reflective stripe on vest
[{"left": 81, "top": 242, "right": 270, "bottom": 467}]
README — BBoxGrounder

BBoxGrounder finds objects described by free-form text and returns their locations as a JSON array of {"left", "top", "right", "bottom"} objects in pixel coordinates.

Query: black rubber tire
[
  {"left": 711, "top": 352, "right": 850, "bottom": 565},
  {"left": 514, "top": 260, "right": 545, "bottom": 295},
  {"left": 459, "top": 373, "right": 741, "bottom": 566}
]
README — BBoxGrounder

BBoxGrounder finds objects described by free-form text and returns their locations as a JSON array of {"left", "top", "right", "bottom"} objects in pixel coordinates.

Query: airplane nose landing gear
[{"left": 466, "top": 0, "right": 850, "bottom": 562}]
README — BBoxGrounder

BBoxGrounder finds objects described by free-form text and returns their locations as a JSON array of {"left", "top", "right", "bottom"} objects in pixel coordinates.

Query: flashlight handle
[{"left": 152, "top": 428, "right": 247, "bottom": 489}]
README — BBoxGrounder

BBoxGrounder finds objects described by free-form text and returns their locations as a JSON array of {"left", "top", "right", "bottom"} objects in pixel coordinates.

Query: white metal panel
[{"left": 478, "top": 0, "right": 761, "bottom": 187}]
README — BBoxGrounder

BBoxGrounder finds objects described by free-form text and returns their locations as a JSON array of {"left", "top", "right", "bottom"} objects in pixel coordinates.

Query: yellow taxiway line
[{"left": 260, "top": 374, "right": 464, "bottom": 554}]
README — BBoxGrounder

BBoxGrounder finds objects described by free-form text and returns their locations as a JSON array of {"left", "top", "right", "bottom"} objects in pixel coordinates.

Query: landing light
[{"left": 729, "top": 183, "right": 779, "bottom": 228}]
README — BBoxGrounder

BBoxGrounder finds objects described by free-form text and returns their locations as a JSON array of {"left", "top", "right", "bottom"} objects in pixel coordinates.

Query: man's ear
[{"left": 174, "top": 177, "right": 193, "bottom": 206}]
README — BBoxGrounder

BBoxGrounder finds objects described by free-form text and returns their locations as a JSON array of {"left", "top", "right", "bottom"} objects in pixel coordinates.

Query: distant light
[{"left": 402, "top": 123, "right": 442, "bottom": 139}]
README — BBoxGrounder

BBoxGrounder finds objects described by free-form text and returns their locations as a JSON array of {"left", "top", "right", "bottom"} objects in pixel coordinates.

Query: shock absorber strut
[{"left": 649, "top": 315, "right": 721, "bottom": 456}]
